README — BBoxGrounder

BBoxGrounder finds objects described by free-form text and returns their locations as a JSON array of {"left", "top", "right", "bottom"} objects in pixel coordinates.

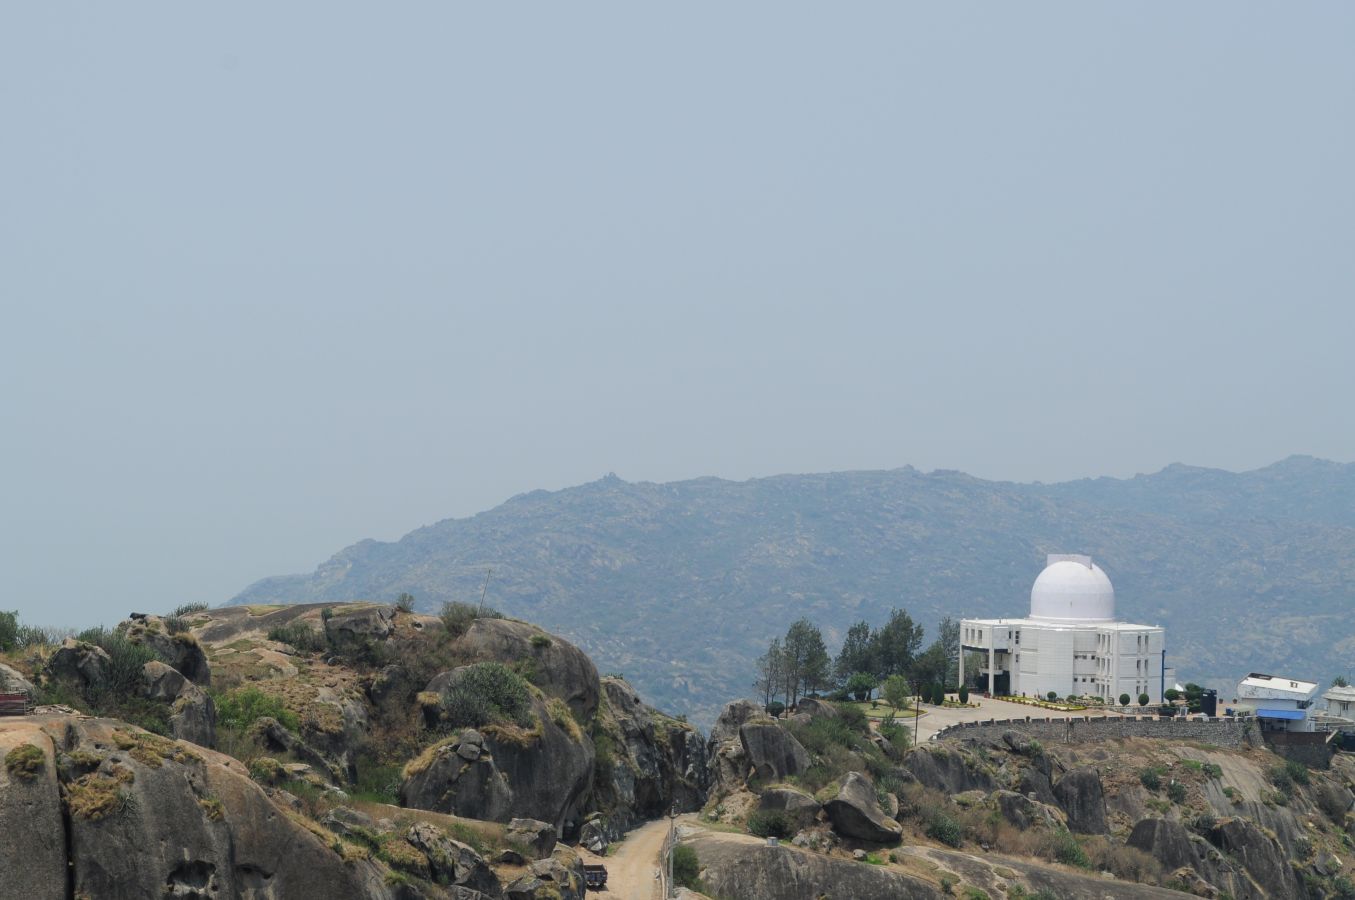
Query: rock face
[
  {"left": 405, "top": 821, "right": 502, "bottom": 895},
  {"left": 1210, "top": 817, "right": 1301, "bottom": 899},
  {"left": 691, "top": 834, "right": 939, "bottom": 899},
  {"left": 456, "top": 619, "right": 600, "bottom": 721},
  {"left": 142, "top": 660, "right": 216, "bottom": 747},
  {"left": 506, "top": 818, "right": 557, "bottom": 860},
  {"left": 400, "top": 697, "right": 595, "bottom": 833},
  {"left": 323, "top": 604, "right": 396, "bottom": 652},
  {"left": 758, "top": 786, "right": 820, "bottom": 817},
  {"left": 46, "top": 638, "right": 111, "bottom": 688},
  {"left": 0, "top": 721, "right": 66, "bottom": 900},
  {"left": 822, "top": 772, "right": 903, "bottom": 843},
  {"left": 592, "top": 677, "right": 708, "bottom": 826},
  {"left": 706, "top": 699, "right": 761, "bottom": 798},
  {"left": 0, "top": 662, "right": 36, "bottom": 696},
  {"left": 1127, "top": 817, "right": 1200, "bottom": 874},
  {"left": 993, "top": 790, "right": 1065, "bottom": 831},
  {"left": 1052, "top": 767, "right": 1108, "bottom": 834},
  {"left": 739, "top": 720, "right": 811, "bottom": 782},
  {"left": 904, "top": 746, "right": 996, "bottom": 796},
  {"left": 0, "top": 715, "right": 405, "bottom": 900}
]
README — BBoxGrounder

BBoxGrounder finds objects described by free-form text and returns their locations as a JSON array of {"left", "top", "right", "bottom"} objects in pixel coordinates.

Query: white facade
[
  {"left": 1323, "top": 685, "right": 1355, "bottom": 722},
  {"left": 960, "top": 555, "right": 1166, "bottom": 702},
  {"left": 1236, "top": 673, "right": 1318, "bottom": 732}
]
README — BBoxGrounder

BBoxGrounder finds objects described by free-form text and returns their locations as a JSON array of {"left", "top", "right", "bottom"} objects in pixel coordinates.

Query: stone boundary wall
[{"left": 930, "top": 715, "right": 1251, "bottom": 749}]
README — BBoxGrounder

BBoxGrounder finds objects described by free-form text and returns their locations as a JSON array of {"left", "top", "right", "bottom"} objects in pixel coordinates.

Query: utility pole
[
  {"left": 478, "top": 568, "right": 493, "bottom": 616},
  {"left": 913, "top": 680, "right": 920, "bottom": 746}
]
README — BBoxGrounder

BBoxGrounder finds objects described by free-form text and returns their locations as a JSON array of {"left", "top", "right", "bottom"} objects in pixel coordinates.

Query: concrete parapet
[{"left": 930, "top": 715, "right": 1251, "bottom": 749}]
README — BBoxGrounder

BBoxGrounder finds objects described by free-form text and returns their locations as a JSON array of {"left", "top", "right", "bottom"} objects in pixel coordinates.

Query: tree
[
  {"left": 1119, "top": 693, "right": 1131, "bottom": 706},
  {"left": 958, "top": 685, "right": 969, "bottom": 704},
  {"left": 1333, "top": 675, "right": 1350, "bottom": 688},
  {"left": 912, "top": 640, "right": 948, "bottom": 691},
  {"left": 834, "top": 621, "right": 874, "bottom": 685},
  {"left": 782, "top": 619, "right": 830, "bottom": 708},
  {"left": 936, "top": 616, "right": 960, "bottom": 687},
  {"left": 1138, "top": 692, "right": 1150, "bottom": 707},
  {"left": 394, "top": 592, "right": 416, "bottom": 613},
  {"left": 1164, "top": 688, "right": 1181, "bottom": 702},
  {"left": 753, "top": 638, "right": 785, "bottom": 709},
  {"left": 871, "top": 608, "right": 924, "bottom": 679},
  {"left": 882, "top": 674, "right": 911, "bottom": 711},
  {"left": 846, "top": 672, "right": 877, "bottom": 702},
  {"left": 1046, "top": 691, "right": 1058, "bottom": 702}
]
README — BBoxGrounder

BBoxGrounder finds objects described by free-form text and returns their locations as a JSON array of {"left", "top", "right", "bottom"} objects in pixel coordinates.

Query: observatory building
[{"left": 959, "top": 555, "right": 1165, "bottom": 702}]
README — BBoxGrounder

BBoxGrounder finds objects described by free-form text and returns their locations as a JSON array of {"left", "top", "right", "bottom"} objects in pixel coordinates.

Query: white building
[
  {"left": 1322, "top": 685, "right": 1355, "bottom": 722},
  {"left": 960, "top": 554, "right": 1166, "bottom": 702},
  {"left": 1236, "top": 673, "right": 1318, "bottom": 732}
]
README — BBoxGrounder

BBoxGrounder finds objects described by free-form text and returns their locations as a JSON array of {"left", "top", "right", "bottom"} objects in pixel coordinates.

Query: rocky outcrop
[
  {"left": 502, "top": 845, "right": 586, "bottom": 900},
  {"left": 142, "top": 660, "right": 216, "bottom": 747},
  {"left": 0, "top": 721, "right": 65, "bottom": 900},
  {"left": 455, "top": 619, "right": 600, "bottom": 721},
  {"left": 323, "top": 604, "right": 396, "bottom": 652},
  {"left": 121, "top": 614, "right": 211, "bottom": 685},
  {"left": 254, "top": 716, "right": 345, "bottom": 783},
  {"left": 822, "top": 772, "right": 903, "bottom": 843},
  {"left": 505, "top": 817, "right": 557, "bottom": 860},
  {"left": 46, "top": 638, "right": 111, "bottom": 688},
  {"left": 400, "top": 697, "right": 595, "bottom": 833},
  {"left": 706, "top": 700, "right": 760, "bottom": 798},
  {"left": 1052, "top": 767, "right": 1107, "bottom": 834},
  {"left": 406, "top": 821, "right": 502, "bottom": 895},
  {"left": 904, "top": 746, "right": 995, "bottom": 795},
  {"left": 0, "top": 715, "right": 409, "bottom": 900},
  {"left": 591, "top": 677, "right": 708, "bottom": 827},
  {"left": 739, "top": 720, "right": 810, "bottom": 782},
  {"left": 1209, "top": 816, "right": 1301, "bottom": 899},
  {"left": 993, "top": 789, "right": 1064, "bottom": 831},
  {"left": 691, "top": 834, "right": 940, "bottom": 899},
  {"left": 757, "top": 786, "right": 820, "bottom": 817},
  {"left": 0, "top": 662, "right": 36, "bottom": 696},
  {"left": 1126, "top": 817, "right": 1199, "bottom": 873}
]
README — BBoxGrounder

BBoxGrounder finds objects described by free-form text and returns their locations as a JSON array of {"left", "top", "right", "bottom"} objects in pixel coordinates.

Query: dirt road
[{"left": 579, "top": 817, "right": 672, "bottom": 899}]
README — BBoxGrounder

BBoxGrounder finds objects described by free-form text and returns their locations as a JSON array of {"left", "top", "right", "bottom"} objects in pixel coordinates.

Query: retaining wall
[{"left": 930, "top": 715, "right": 1252, "bottom": 748}]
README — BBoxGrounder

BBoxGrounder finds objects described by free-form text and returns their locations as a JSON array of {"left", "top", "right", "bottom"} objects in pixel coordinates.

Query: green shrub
[
  {"left": 1047, "top": 691, "right": 1058, "bottom": 702},
  {"left": 74, "top": 627, "right": 167, "bottom": 699},
  {"left": 214, "top": 686, "right": 301, "bottom": 732},
  {"left": 1138, "top": 693, "right": 1150, "bottom": 706},
  {"left": 958, "top": 685, "right": 969, "bottom": 704},
  {"left": 1045, "top": 828, "right": 1090, "bottom": 868},
  {"left": 1285, "top": 758, "right": 1310, "bottom": 786},
  {"left": 672, "top": 844, "right": 701, "bottom": 889},
  {"left": 1139, "top": 767, "right": 1163, "bottom": 791},
  {"left": 926, "top": 811, "right": 964, "bottom": 847},
  {"left": 439, "top": 662, "right": 533, "bottom": 729},
  {"left": 266, "top": 622, "right": 327, "bottom": 654},
  {"left": 1119, "top": 693, "right": 1131, "bottom": 706},
  {"left": 1164, "top": 688, "right": 1181, "bottom": 702},
  {"left": 1202, "top": 762, "right": 1223, "bottom": 779},
  {"left": 1167, "top": 780, "right": 1187, "bottom": 803},
  {"left": 395, "top": 593, "right": 416, "bottom": 613},
  {"left": 439, "top": 601, "right": 502, "bottom": 637},
  {"left": 530, "top": 633, "right": 552, "bottom": 649},
  {"left": 0, "top": 610, "right": 18, "bottom": 652},
  {"left": 170, "top": 603, "right": 209, "bottom": 617},
  {"left": 747, "top": 810, "right": 793, "bottom": 839},
  {"left": 765, "top": 701, "right": 785, "bottom": 717}
]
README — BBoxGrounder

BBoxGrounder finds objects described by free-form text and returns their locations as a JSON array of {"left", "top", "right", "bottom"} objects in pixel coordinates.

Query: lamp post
[{"left": 913, "top": 679, "right": 921, "bottom": 745}]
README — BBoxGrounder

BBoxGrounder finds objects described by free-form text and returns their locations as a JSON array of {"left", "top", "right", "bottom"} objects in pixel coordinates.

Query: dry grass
[
  {"left": 5, "top": 743, "right": 46, "bottom": 778},
  {"left": 65, "top": 765, "right": 135, "bottom": 820}
]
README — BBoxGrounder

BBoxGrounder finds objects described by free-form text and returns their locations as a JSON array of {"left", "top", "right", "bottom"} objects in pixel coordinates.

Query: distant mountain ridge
[{"left": 229, "top": 456, "right": 1355, "bottom": 727}]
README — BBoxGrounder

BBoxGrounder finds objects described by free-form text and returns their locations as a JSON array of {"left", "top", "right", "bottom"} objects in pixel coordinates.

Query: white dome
[{"left": 1029, "top": 554, "right": 1115, "bottom": 622}]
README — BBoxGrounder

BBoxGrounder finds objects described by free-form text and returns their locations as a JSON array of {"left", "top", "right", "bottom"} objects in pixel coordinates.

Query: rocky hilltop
[
  {"left": 0, "top": 601, "right": 706, "bottom": 899},
  {"left": 6, "top": 601, "right": 1355, "bottom": 898},
  {"left": 226, "top": 456, "right": 1355, "bottom": 726}
]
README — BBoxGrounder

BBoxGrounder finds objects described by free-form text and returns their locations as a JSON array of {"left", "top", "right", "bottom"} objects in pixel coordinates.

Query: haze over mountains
[{"left": 229, "top": 456, "right": 1355, "bottom": 727}]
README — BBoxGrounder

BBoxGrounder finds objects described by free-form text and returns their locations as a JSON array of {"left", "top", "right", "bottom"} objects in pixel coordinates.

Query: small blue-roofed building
[{"left": 1235, "top": 672, "right": 1319, "bottom": 732}]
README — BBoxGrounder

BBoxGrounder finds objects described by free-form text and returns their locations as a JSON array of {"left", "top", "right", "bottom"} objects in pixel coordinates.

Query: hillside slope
[{"left": 229, "top": 457, "right": 1355, "bottom": 726}]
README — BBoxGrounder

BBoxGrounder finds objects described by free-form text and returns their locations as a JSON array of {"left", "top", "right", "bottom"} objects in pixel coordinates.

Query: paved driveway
[{"left": 913, "top": 696, "right": 1124, "bottom": 742}]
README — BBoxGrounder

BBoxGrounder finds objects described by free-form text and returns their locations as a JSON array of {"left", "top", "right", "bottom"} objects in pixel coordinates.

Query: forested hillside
[{"left": 230, "top": 456, "right": 1355, "bottom": 727}]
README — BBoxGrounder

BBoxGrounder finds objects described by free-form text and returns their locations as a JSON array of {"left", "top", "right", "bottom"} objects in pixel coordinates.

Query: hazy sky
[{"left": 4, "top": 5, "right": 1353, "bottom": 628}]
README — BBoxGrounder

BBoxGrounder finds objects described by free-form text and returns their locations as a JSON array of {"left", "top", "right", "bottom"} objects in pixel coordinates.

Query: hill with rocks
[
  {"left": 228, "top": 456, "right": 1355, "bottom": 726},
  {"left": 6, "top": 600, "right": 1355, "bottom": 898}
]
